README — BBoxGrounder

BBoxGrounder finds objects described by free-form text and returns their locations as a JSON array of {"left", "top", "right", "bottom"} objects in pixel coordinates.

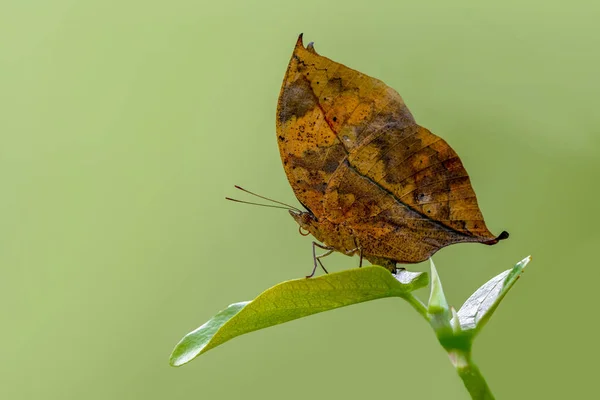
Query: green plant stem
[
  {"left": 401, "top": 293, "right": 429, "bottom": 320},
  {"left": 401, "top": 293, "right": 495, "bottom": 400},
  {"left": 448, "top": 350, "right": 495, "bottom": 400}
]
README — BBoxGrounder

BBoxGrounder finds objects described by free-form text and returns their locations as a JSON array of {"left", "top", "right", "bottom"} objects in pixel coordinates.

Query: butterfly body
[{"left": 278, "top": 35, "right": 507, "bottom": 272}]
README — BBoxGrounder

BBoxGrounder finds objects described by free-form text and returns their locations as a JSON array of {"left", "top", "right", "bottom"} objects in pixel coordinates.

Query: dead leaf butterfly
[
  {"left": 230, "top": 34, "right": 508, "bottom": 278},
  {"left": 277, "top": 34, "right": 509, "bottom": 276}
]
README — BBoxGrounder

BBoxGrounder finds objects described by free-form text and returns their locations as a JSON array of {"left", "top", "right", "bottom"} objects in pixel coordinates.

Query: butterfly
[{"left": 274, "top": 34, "right": 508, "bottom": 277}]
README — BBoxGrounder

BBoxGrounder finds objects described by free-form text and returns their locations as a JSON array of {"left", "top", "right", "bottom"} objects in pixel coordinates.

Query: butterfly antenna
[
  {"left": 225, "top": 197, "right": 294, "bottom": 210},
  {"left": 233, "top": 185, "right": 302, "bottom": 212}
]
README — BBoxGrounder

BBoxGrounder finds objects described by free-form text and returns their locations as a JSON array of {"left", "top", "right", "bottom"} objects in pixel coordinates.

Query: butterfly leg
[
  {"left": 344, "top": 244, "right": 363, "bottom": 268},
  {"left": 358, "top": 247, "right": 363, "bottom": 268},
  {"left": 307, "top": 242, "right": 334, "bottom": 278}
]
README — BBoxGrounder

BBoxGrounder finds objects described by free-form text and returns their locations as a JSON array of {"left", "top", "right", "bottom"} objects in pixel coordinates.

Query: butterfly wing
[
  {"left": 344, "top": 124, "right": 498, "bottom": 238},
  {"left": 277, "top": 35, "right": 506, "bottom": 262},
  {"left": 323, "top": 156, "right": 502, "bottom": 263},
  {"left": 276, "top": 34, "right": 414, "bottom": 217}
]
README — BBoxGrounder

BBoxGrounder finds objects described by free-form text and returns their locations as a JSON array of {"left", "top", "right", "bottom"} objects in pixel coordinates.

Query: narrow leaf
[
  {"left": 428, "top": 258, "right": 449, "bottom": 314},
  {"left": 170, "top": 266, "right": 427, "bottom": 366},
  {"left": 457, "top": 256, "right": 531, "bottom": 333}
]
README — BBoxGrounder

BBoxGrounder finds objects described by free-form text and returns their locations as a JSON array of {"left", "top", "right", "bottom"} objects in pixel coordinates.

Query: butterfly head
[{"left": 289, "top": 209, "right": 322, "bottom": 239}]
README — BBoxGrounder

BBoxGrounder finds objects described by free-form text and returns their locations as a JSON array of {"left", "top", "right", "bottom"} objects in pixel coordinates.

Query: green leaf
[
  {"left": 427, "top": 258, "right": 454, "bottom": 342},
  {"left": 457, "top": 256, "right": 531, "bottom": 333},
  {"left": 427, "top": 258, "right": 449, "bottom": 315},
  {"left": 169, "top": 266, "right": 428, "bottom": 366}
]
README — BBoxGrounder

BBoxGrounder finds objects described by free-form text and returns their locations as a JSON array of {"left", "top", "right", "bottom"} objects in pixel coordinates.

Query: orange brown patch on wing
[{"left": 276, "top": 35, "right": 507, "bottom": 267}]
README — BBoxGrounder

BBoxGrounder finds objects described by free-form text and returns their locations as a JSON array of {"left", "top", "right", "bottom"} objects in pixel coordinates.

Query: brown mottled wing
[
  {"left": 276, "top": 34, "right": 415, "bottom": 217},
  {"left": 324, "top": 159, "right": 495, "bottom": 263},
  {"left": 277, "top": 35, "right": 505, "bottom": 262},
  {"left": 342, "top": 124, "right": 499, "bottom": 240}
]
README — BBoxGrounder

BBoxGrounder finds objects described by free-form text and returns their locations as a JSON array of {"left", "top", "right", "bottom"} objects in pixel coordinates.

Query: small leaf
[
  {"left": 428, "top": 258, "right": 449, "bottom": 315},
  {"left": 427, "top": 258, "right": 454, "bottom": 339},
  {"left": 170, "top": 266, "right": 427, "bottom": 366},
  {"left": 457, "top": 256, "right": 531, "bottom": 333}
]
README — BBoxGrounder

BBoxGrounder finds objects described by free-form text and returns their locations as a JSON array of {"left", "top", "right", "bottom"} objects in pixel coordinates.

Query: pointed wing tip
[
  {"left": 483, "top": 230, "right": 509, "bottom": 245},
  {"left": 295, "top": 33, "right": 317, "bottom": 53}
]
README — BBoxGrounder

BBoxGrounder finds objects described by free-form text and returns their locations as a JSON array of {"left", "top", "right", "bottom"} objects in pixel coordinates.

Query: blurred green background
[{"left": 1, "top": 0, "right": 598, "bottom": 398}]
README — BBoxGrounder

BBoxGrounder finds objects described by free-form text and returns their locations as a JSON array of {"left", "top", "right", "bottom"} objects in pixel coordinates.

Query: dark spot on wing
[
  {"left": 278, "top": 78, "right": 318, "bottom": 123},
  {"left": 323, "top": 158, "right": 339, "bottom": 173}
]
